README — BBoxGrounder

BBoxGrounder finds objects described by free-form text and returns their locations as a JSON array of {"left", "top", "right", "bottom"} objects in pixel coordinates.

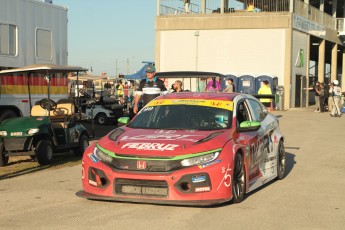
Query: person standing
[
  {"left": 206, "top": 77, "right": 222, "bottom": 92},
  {"left": 318, "top": 83, "right": 325, "bottom": 112},
  {"left": 329, "top": 80, "right": 342, "bottom": 117},
  {"left": 133, "top": 65, "right": 168, "bottom": 114},
  {"left": 117, "top": 80, "right": 124, "bottom": 104},
  {"left": 172, "top": 80, "right": 184, "bottom": 92},
  {"left": 184, "top": 0, "right": 191, "bottom": 14},
  {"left": 258, "top": 80, "right": 273, "bottom": 111},
  {"left": 224, "top": 78, "right": 235, "bottom": 93}
]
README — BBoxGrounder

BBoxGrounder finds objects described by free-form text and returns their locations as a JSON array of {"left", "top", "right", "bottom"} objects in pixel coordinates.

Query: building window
[
  {"left": 0, "top": 23, "right": 17, "bottom": 56},
  {"left": 36, "top": 28, "right": 52, "bottom": 60}
]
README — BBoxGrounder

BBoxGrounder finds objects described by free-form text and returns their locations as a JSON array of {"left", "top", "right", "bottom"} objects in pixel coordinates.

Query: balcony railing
[{"left": 158, "top": 0, "right": 339, "bottom": 31}]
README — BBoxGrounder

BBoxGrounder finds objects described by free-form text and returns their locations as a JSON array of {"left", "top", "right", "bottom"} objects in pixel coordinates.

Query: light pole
[
  {"left": 126, "top": 57, "right": 136, "bottom": 75},
  {"left": 194, "top": 31, "right": 199, "bottom": 71}
]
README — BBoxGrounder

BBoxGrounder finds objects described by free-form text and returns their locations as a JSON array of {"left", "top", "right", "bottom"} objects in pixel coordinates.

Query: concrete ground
[{"left": 0, "top": 108, "right": 344, "bottom": 230}]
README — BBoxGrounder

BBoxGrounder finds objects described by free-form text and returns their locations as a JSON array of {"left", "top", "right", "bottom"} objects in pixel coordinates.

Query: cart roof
[
  {"left": 0, "top": 64, "right": 87, "bottom": 74},
  {"left": 155, "top": 71, "right": 226, "bottom": 78}
]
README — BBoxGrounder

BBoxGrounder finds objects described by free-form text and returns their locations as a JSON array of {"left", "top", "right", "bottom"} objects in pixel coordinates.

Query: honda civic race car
[{"left": 77, "top": 92, "right": 285, "bottom": 206}]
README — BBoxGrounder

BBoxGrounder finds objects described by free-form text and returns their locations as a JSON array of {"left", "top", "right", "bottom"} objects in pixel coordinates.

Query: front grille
[
  {"left": 4, "top": 137, "right": 32, "bottom": 151},
  {"left": 114, "top": 179, "right": 168, "bottom": 197},
  {"left": 110, "top": 158, "right": 181, "bottom": 172}
]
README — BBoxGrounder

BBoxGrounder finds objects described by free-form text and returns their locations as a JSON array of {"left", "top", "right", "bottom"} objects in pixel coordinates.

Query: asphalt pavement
[{"left": 0, "top": 108, "right": 344, "bottom": 230}]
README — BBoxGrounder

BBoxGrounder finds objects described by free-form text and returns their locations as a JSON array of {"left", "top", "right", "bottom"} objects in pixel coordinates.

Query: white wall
[{"left": 159, "top": 28, "right": 286, "bottom": 85}]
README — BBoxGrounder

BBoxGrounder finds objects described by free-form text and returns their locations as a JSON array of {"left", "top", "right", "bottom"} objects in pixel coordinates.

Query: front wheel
[
  {"left": 73, "top": 133, "right": 89, "bottom": 157},
  {"left": 35, "top": 139, "right": 53, "bottom": 165},
  {"left": 277, "top": 140, "right": 286, "bottom": 180},
  {"left": 0, "top": 139, "right": 9, "bottom": 167},
  {"left": 232, "top": 152, "right": 246, "bottom": 203},
  {"left": 96, "top": 113, "right": 107, "bottom": 125}
]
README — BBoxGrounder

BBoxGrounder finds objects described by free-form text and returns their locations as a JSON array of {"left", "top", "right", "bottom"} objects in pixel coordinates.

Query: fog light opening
[
  {"left": 180, "top": 182, "right": 191, "bottom": 191},
  {"left": 100, "top": 177, "right": 107, "bottom": 186}
]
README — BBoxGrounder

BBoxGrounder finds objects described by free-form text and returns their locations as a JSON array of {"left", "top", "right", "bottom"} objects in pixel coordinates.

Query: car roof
[
  {"left": 0, "top": 64, "right": 87, "bottom": 74},
  {"left": 157, "top": 92, "right": 238, "bottom": 101}
]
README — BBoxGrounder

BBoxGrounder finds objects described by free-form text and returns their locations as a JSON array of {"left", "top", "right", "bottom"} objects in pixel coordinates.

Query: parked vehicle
[
  {"left": 77, "top": 90, "right": 124, "bottom": 125},
  {"left": 0, "top": 65, "right": 89, "bottom": 166}
]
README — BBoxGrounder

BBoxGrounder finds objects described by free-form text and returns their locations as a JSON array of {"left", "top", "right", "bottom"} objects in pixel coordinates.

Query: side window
[
  {"left": 247, "top": 99, "right": 267, "bottom": 122},
  {"left": 0, "top": 23, "right": 17, "bottom": 56},
  {"left": 36, "top": 28, "right": 52, "bottom": 60},
  {"left": 236, "top": 100, "right": 250, "bottom": 126}
]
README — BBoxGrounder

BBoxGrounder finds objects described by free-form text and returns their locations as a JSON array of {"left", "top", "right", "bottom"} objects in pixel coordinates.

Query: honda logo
[{"left": 137, "top": 160, "right": 147, "bottom": 170}]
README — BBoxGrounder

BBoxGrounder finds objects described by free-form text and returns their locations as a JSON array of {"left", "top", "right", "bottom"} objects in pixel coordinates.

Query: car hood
[
  {"left": 0, "top": 116, "right": 49, "bottom": 133},
  {"left": 96, "top": 128, "right": 230, "bottom": 157}
]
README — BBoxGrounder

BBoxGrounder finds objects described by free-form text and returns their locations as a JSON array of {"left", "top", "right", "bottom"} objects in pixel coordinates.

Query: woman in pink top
[{"left": 206, "top": 77, "right": 222, "bottom": 92}]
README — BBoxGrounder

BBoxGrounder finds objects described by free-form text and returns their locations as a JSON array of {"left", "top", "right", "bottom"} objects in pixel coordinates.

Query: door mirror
[{"left": 237, "top": 121, "right": 261, "bottom": 132}]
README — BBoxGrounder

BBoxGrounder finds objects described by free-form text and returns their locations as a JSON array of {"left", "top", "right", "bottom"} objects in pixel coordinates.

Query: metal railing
[
  {"left": 159, "top": 0, "right": 290, "bottom": 15},
  {"left": 294, "top": 0, "right": 336, "bottom": 30},
  {"left": 158, "top": 0, "right": 338, "bottom": 30}
]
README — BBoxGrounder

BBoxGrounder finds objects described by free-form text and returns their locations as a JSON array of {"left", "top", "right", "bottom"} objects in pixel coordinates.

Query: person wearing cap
[
  {"left": 329, "top": 80, "right": 342, "bottom": 117},
  {"left": 133, "top": 65, "right": 168, "bottom": 114},
  {"left": 224, "top": 78, "right": 235, "bottom": 93},
  {"left": 258, "top": 80, "right": 273, "bottom": 111}
]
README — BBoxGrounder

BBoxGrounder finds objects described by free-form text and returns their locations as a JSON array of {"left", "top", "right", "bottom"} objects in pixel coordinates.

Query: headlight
[
  {"left": 27, "top": 128, "right": 39, "bottom": 135},
  {"left": 94, "top": 147, "right": 113, "bottom": 163},
  {"left": 0, "top": 131, "right": 7, "bottom": 137},
  {"left": 181, "top": 151, "right": 220, "bottom": 167}
]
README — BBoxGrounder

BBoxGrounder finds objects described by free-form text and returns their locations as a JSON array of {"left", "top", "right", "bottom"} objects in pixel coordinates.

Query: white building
[{"left": 155, "top": 0, "right": 345, "bottom": 109}]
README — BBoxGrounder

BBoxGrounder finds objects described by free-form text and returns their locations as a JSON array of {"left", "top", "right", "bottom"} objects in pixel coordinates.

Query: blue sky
[{"left": 53, "top": 0, "right": 156, "bottom": 77}]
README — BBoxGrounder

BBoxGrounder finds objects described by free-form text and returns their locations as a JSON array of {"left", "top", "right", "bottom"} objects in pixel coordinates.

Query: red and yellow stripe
[{"left": 1, "top": 74, "right": 68, "bottom": 95}]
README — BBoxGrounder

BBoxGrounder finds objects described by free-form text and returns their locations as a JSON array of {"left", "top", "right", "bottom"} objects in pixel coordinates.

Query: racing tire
[
  {"left": 277, "top": 140, "right": 286, "bottom": 180},
  {"left": 0, "top": 110, "right": 17, "bottom": 123},
  {"left": 0, "top": 139, "right": 9, "bottom": 167},
  {"left": 35, "top": 139, "right": 53, "bottom": 165},
  {"left": 73, "top": 133, "right": 89, "bottom": 157},
  {"left": 232, "top": 152, "right": 245, "bottom": 203},
  {"left": 96, "top": 113, "right": 107, "bottom": 125}
]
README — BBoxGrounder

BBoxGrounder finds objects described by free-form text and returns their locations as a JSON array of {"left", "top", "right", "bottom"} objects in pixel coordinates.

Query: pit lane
[{"left": 0, "top": 109, "right": 344, "bottom": 230}]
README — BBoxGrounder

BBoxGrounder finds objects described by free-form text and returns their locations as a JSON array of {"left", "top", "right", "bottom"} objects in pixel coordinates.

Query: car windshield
[{"left": 128, "top": 105, "right": 232, "bottom": 130}]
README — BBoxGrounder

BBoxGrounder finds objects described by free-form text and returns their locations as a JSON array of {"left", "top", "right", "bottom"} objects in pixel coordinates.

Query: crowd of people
[{"left": 308, "top": 79, "right": 343, "bottom": 117}]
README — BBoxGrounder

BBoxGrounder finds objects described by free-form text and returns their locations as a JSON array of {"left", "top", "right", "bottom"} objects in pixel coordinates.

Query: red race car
[{"left": 77, "top": 92, "right": 285, "bottom": 206}]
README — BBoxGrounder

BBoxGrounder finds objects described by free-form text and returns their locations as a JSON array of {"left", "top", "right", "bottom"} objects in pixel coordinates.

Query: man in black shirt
[{"left": 133, "top": 65, "right": 168, "bottom": 114}]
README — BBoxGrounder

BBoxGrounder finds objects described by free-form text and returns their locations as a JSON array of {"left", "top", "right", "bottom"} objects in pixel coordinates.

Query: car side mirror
[
  {"left": 118, "top": 117, "right": 130, "bottom": 125},
  {"left": 237, "top": 121, "right": 261, "bottom": 132}
]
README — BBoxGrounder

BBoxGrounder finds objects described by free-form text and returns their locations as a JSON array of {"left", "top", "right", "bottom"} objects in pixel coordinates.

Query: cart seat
[{"left": 31, "top": 103, "right": 74, "bottom": 118}]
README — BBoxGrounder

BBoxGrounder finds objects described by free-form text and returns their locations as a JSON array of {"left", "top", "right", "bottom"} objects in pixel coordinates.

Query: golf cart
[
  {"left": 78, "top": 90, "right": 124, "bottom": 125},
  {"left": 0, "top": 64, "right": 89, "bottom": 166}
]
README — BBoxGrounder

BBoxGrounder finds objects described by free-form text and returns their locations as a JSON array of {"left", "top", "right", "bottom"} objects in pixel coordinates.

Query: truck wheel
[
  {"left": 0, "top": 110, "right": 17, "bottom": 123},
  {"left": 96, "top": 113, "right": 107, "bottom": 125},
  {"left": 73, "top": 133, "right": 89, "bottom": 157},
  {"left": 0, "top": 139, "right": 9, "bottom": 167},
  {"left": 35, "top": 139, "right": 53, "bottom": 165}
]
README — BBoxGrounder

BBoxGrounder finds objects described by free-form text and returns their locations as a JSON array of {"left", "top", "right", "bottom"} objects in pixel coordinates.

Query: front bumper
[{"left": 78, "top": 145, "right": 235, "bottom": 206}]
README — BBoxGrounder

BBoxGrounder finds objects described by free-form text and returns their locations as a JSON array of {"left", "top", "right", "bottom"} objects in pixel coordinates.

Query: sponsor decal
[
  {"left": 192, "top": 175, "right": 206, "bottom": 183},
  {"left": 146, "top": 99, "right": 234, "bottom": 111},
  {"left": 36, "top": 117, "right": 44, "bottom": 121},
  {"left": 121, "top": 143, "right": 179, "bottom": 151},
  {"left": 195, "top": 186, "right": 211, "bottom": 192},
  {"left": 217, "top": 164, "right": 232, "bottom": 190},
  {"left": 136, "top": 160, "right": 147, "bottom": 170},
  {"left": 88, "top": 153, "right": 99, "bottom": 163},
  {"left": 142, "top": 107, "right": 154, "bottom": 112},
  {"left": 121, "top": 134, "right": 201, "bottom": 142},
  {"left": 198, "top": 160, "right": 221, "bottom": 169}
]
